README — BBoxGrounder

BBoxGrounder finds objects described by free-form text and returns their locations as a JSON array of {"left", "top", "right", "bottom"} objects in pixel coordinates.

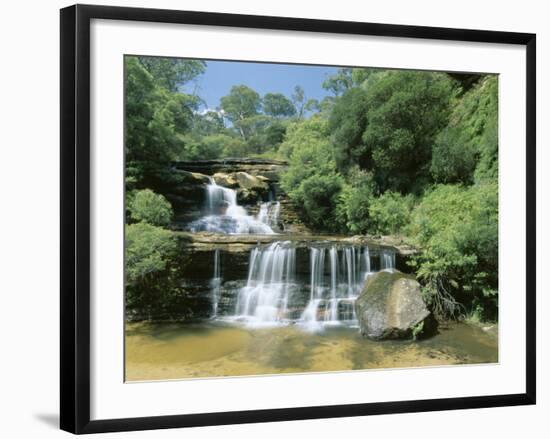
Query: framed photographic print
[{"left": 60, "top": 4, "right": 536, "bottom": 434}]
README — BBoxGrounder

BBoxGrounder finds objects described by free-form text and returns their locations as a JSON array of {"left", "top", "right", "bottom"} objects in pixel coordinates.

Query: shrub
[
  {"left": 407, "top": 183, "right": 498, "bottom": 320},
  {"left": 339, "top": 169, "right": 377, "bottom": 234},
  {"left": 125, "top": 222, "right": 177, "bottom": 285},
  {"left": 295, "top": 173, "right": 345, "bottom": 231},
  {"left": 125, "top": 222, "right": 178, "bottom": 320},
  {"left": 128, "top": 189, "right": 173, "bottom": 226},
  {"left": 368, "top": 191, "right": 414, "bottom": 235}
]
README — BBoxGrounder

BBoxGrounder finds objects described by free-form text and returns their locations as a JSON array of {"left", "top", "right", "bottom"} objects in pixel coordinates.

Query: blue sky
[{"left": 181, "top": 60, "right": 339, "bottom": 110}]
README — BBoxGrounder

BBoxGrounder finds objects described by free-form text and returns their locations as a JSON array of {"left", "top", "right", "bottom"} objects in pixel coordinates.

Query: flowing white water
[
  {"left": 210, "top": 249, "right": 222, "bottom": 317},
  {"left": 257, "top": 201, "right": 280, "bottom": 230},
  {"left": 381, "top": 248, "right": 396, "bottom": 271},
  {"left": 300, "top": 244, "right": 370, "bottom": 329},
  {"left": 189, "top": 177, "right": 275, "bottom": 234},
  {"left": 234, "top": 242, "right": 296, "bottom": 327},
  {"left": 225, "top": 242, "right": 396, "bottom": 330}
]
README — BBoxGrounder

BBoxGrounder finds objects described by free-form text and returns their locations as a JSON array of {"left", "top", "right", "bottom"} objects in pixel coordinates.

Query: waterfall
[
  {"left": 210, "top": 249, "right": 222, "bottom": 317},
  {"left": 221, "top": 243, "right": 396, "bottom": 331},
  {"left": 381, "top": 248, "right": 396, "bottom": 271},
  {"left": 328, "top": 246, "right": 339, "bottom": 321},
  {"left": 301, "top": 244, "right": 368, "bottom": 328},
  {"left": 257, "top": 201, "right": 280, "bottom": 230},
  {"left": 234, "top": 242, "right": 296, "bottom": 326},
  {"left": 188, "top": 177, "right": 276, "bottom": 235}
]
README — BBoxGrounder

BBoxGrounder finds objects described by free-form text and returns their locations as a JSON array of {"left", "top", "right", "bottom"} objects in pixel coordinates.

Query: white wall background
[{"left": 0, "top": 0, "right": 546, "bottom": 437}]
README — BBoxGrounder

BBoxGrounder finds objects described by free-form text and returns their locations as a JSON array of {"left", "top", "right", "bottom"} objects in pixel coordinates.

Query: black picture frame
[{"left": 60, "top": 4, "right": 536, "bottom": 434}]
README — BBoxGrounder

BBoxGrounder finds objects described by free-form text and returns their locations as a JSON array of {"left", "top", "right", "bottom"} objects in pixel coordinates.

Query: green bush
[
  {"left": 128, "top": 189, "right": 173, "bottom": 226},
  {"left": 407, "top": 183, "right": 498, "bottom": 320},
  {"left": 125, "top": 222, "right": 177, "bottom": 285},
  {"left": 125, "top": 223, "right": 178, "bottom": 319},
  {"left": 368, "top": 191, "right": 414, "bottom": 235},
  {"left": 295, "top": 173, "right": 345, "bottom": 231},
  {"left": 338, "top": 169, "right": 376, "bottom": 234}
]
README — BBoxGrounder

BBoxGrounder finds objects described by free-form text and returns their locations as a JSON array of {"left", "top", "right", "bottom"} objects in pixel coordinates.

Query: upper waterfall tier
[{"left": 188, "top": 177, "right": 278, "bottom": 235}]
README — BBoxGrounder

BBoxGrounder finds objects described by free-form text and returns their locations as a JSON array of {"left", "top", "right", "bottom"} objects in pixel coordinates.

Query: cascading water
[
  {"left": 381, "top": 248, "right": 396, "bottom": 271},
  {"left": 210, "top": 249, "right": 222, "bottom": 317},
  {"left": 257, "top": 201, "right": 280, "bottom": 230},
  {"left": 188, "top": 177, "right": 276, "bottom": 234},
  {"left": 300, "top": 244, "right": 372, "bottom": 329},
  {"left": 234, "top": 241, "right": 296, "bottom": 326},
  {"left": 222, "top": 242, "right": 396, "bottom": 330}
]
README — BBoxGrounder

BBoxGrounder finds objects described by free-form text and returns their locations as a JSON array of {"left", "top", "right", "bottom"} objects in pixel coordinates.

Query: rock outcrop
[
  {"left": 355, "top": 271, "right": 437, "bottom": 340},
  {"left": 212, "top": 171, "right": 269, "bottom": 203}
]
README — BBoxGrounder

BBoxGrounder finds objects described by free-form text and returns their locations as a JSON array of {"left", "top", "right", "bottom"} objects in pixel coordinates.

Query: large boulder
[
  {"left": 355, "top": 271, "right": 437, "bottom": 340},
  {"left": 212, "top": 172, "right": 239, "bottom": 188},
  {"left": 234, "top": 172, "right": 268, "bottom": 191}
]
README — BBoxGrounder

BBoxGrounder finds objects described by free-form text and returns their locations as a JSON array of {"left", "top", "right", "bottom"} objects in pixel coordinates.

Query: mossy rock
[{"left": 355, "top": 270, "right": 437, "bottom": 340}]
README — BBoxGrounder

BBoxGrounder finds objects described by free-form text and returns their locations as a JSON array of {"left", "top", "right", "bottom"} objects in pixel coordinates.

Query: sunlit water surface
[{"left": 125, "top": 321, "right": 498, "bottom": 381}]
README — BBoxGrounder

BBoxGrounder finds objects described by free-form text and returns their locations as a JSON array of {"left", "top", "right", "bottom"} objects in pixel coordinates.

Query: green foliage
[
  {"left": 363, "top": 71, "right": 453, "bottom": 193},
  {"left": 125, "top": 223, "right": 179, "bottom": 319},
  {"left": 281, "top": 117, "right": 346, "bottom": 230},
  {"left": 326, "top": 70, "right": 456, "bottom": 192},
  {"left": 125, "top": 56, "right": 200, "bottom": 165},
  {"left": 430, "top": 126, "right": 477, "bottom": 184},
  {"left": 368, "top": 191, "right": 414, "bottom": 235},
  {"left": 362, "top": 71, "right": 455, "bottom": 193},
  {"left": 220, "top": 85, "right": 261, "bottom": 125},
  {"left": 138, "top": 57, "right": 205, "bottom": 92},
  {"left": 322, "top": 67, "right": 379, "bottom": 96},
  {"left": 323, "top": 68, "right": 355, "bottom": 96},
  {"left": 263, "top": 92, "right": 296, "bottom": 117},
  {"left": 128, "top": 189, "right": 173, "bottom": 226},
  {"left": 338, "top": 169, "right": 377, "bottom": 234},
  {"left": 278, "top": 115, "right": 330, "bottom": 159},
  {"left": 125, "top": 223, "right": 177, "bottom": 286},
  {"left": 191, "top": 110, "right": 226, "bottom": 136},
  {"left": 407, "top": 183, "right": 498, "bottom": 320},
  {"left": 328, "top": 87, "right": 370, "bottom": 170},
  {"left": 431, "top": 76, "right": 498, "bottom": 184},
  {"left": 296, "top": 173, "right": 345, "bottom": 230}
]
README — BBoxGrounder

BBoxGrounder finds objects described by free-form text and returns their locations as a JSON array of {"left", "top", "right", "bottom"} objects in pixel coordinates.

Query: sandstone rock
[
  {"left": 355, "top": 270, "right": 437, "bottom": 340},
  {"left": 234, "top": 172, "right": 269, "bottom": 191},
  {"left": 212, "top": 172, "right": 239, "bottom": 188}
]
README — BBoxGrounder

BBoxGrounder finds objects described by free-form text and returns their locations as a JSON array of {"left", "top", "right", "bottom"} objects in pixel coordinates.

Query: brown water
[{"left": 125, "top": 321, "right": 498, "bottom": 381}]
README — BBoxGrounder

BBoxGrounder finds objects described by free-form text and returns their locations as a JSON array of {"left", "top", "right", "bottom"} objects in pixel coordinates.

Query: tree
[
  {"left": 278, "top": 115, "right": 328, "bottom": 159},
  {"left": 220, "top": 85, "right": 261, "bottom": 136},
  {"left": 431, "top": 75, "right": 498, "bottom": 184},
  {"left": 322, "top": 68, "right": 354, "bottom": 96},
  {"left": 125, "top": 57, "right": 198, "bottom": 165},
  {"left": 128, "top": 189, "right": 173, "bottom": 226},
  {"left": 138, "top": 57, "right": 206, "bottom": 92},
  {"left": 263, "top": 93, "right": 296, "bottom": 117},
  {"left": 362, "top": 71, "right": 455, "bottom": 193},
  {"left": 291, "top": 85, "right": 307, "bottom": 118},
  {"left": 328, "top": 87, "right": 370, "bottom": 170},
  {"left": 191, "top": 110, "right": 226, "bottom": 136},
  {"left": 280, "top": 116, "right": 345, "bottom": 231}
]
